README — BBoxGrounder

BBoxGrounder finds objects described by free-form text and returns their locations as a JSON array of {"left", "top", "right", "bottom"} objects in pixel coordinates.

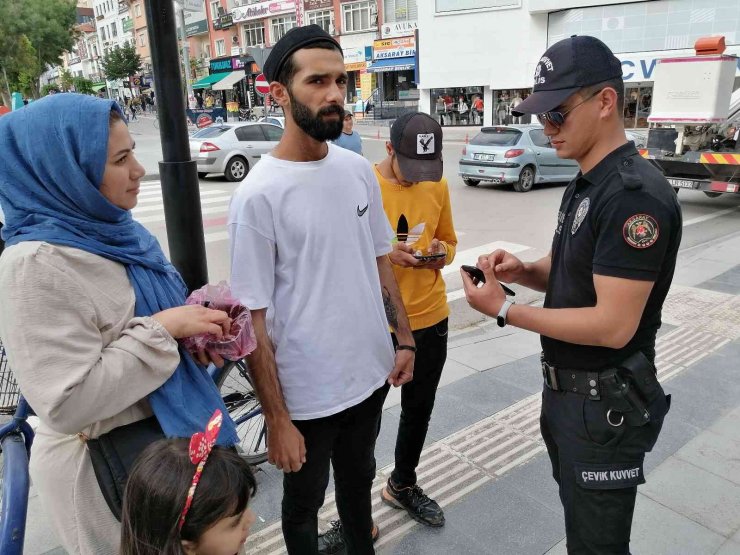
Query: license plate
[
  {"left": 667, "top": 178, "right": 697, "bottom": 189},
  {"left": 474, "top": 153, "right": 495, "bottom": 161}
]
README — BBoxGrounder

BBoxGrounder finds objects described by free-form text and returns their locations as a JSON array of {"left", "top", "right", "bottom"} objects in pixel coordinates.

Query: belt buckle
[{"left": 542, "top": 360, "right": 560, "bottom": 391}]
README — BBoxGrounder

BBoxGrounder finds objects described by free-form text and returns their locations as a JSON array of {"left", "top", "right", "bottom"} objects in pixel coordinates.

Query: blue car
[{"left": 458, "top": 124, "right": 579, "bottom": 192}]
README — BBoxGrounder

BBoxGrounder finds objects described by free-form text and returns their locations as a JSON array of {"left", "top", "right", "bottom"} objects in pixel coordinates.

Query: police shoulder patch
[{"left": 623, "top": 214, "right": 659, "bottom": 249}]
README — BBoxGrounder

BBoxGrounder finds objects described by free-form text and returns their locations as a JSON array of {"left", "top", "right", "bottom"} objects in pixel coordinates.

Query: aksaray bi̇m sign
[{"left": 372, "top": 36, "right": 416, "bottom": 61}]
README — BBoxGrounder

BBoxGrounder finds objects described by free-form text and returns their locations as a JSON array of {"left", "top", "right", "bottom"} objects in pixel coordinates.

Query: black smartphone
[
  {"left": 461, "top": 265, "right": 516, "bottom": 296},
  {"left": 414, "top": 252, "right": 447, "bottom": 262}
]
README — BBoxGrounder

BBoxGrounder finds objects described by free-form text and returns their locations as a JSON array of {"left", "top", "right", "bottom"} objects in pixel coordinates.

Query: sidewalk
[{"left": 24, "top": 232, "right": 740, "bottom": 554}]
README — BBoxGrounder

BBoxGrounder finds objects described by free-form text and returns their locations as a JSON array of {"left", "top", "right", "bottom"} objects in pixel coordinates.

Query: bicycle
[
  {"left": 238, "top": 108, "right": 259, "bottom": 122},
  {"left": 0, "top": 345, "right": 34, "bottom": 555},
  {"left": 0, "top": 340, "right": 266, "bottom": 553}
]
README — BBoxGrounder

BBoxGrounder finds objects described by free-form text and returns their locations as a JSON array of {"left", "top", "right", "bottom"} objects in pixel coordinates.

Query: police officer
[{"left": 462, "top": 36, "right": 681, "bottom": 554}]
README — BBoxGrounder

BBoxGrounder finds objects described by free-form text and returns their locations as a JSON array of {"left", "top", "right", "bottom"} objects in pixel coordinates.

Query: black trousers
[
  {"left": 540, "top": 382, "right": 669, "bottom": 555},
  {"left": 282, "top": 385, "right": 389, "bottom": 555},
  {"left": 391, "top": 318, "right": 448, "bottom": 487}
]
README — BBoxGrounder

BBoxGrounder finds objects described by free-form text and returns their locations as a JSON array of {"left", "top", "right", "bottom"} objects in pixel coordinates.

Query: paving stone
[
  {"left": 481, "top": 330, "right": 543, "bottom": 360},
  {"left": 674, "top": 429, "right": 740, "bottom": 487},
  {"left": 630, "top": 493, "right": 726, "bottom": 555},
  {"left": 715, "top": 539, "right": 740, "bottom": 555},
  {"left": 447, "top": 339, "right": 517, "bottom": 371},
  {"left": 640, "top": 457, "right": 740, "bottom": 538}
]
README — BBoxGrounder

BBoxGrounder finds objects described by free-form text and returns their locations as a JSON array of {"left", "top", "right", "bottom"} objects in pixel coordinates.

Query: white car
[
  {"left": 189, "top": 123, "right": 283, "bottom": 181},
  {"left": 258, "top": 116, "right": 285, "bottom": 128}
]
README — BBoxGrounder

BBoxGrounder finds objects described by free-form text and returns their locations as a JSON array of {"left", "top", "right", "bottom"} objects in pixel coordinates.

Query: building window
[
  {"left": 215, "top": 39, "right": 226, "bottom": 56},
  {"left": 135, "top": 3, "right": 141, "bottom": 17},
  {"left": 101, "top": 27, "right": 106, "bottom": 41},
  {"left": 210, "top": 1, "right": 221, "bottom": 21},
  {"left": 271, "top": 15, "right": 297, "bottom": 43},
  {"left": 307, "top": 9, "right": 334, "bottom": 35},
  {"left": 342, "top": 1, "right": 376, "bottom": 33},
  {"left": 243, "top": 21, "right": 265, "bottom": 47},
  {"left": 204, "top": 44, "right": 211, "bottom": 59},
  {"left": 138, "top": 32, "right": 146, "bottom": 47},
  {"left": 111, "top": 22, "right": 117, "bottom": 37},
  {"left": 383, "top": 0, "right": 417, "bottom": 22}
]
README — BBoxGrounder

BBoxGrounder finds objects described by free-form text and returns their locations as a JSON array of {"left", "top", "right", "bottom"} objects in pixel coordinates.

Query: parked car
[
  {"left": 626, "top": 129, "right": 647, "bottom": 148},
  {"left": 458, "top": 125, "right": 579, "bottom": 192},
  {"left": 258, "top": 116, "right": 285, "bottom": 128},
  {"left": 189, "top": 122, "right": 283, "bottom": 181}
]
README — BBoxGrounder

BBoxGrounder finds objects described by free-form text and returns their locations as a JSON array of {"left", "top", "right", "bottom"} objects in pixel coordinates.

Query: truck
[{"left": 639, "top": 36, "right": 740, "bottom": 198}]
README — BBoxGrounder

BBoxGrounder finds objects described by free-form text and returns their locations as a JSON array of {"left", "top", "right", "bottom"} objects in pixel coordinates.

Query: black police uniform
[{"left": 540, "top": 141, "right": 682, "bottom": 554}]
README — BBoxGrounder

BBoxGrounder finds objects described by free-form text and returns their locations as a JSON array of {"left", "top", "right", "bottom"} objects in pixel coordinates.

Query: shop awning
[
  {"left": 192, "top": 73, "right": 227, "bottom": 90},
  {"left": 367, "top": 57, "right": 416, "bottom": 73},
  {"left": 212, "top": 71, "right": 246, "bottom": 91},
  {"left": 91, "top": 83, "right": 107, "bottom": 92}
]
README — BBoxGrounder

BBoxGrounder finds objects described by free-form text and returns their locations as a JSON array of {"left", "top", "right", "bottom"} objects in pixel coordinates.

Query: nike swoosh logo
[{"left": 357, "top": 204, "right": 368, "bottom": 217}]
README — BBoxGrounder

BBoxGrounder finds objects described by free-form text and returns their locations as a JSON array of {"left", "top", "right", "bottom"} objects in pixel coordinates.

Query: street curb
[{"left": 143, "top": 174, "right": 160, "bottom": 181}]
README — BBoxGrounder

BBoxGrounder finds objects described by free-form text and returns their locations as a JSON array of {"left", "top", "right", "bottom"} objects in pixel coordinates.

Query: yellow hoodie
[{"left": 374, "top": 166, "right": 458, "bottom": 331}]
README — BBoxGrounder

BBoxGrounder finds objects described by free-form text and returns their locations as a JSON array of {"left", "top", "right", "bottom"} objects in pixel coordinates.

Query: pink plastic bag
[{"left": 180, "top": 281, "right": 257, "bottom": 361}]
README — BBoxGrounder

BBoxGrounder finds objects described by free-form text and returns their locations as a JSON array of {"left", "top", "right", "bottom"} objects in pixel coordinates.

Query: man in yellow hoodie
[{"left": 376, "top": 112, "right": 457, "bottom": 527}]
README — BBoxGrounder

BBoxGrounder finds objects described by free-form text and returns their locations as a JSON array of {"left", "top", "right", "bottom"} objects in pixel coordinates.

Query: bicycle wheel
[
  {"left": 219, "top": 359, "right": 268, "bottom": 465},
  {"left": 0, "top": 433, "right": 30, "bottom": 555}
]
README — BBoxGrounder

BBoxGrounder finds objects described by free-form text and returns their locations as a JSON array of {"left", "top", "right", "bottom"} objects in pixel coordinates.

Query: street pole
[
  {"left": 144, "top": 0, "right": 208, "bottom": 292},
  {"left": 178, "top": 4, "right": 194, "bottom": 102}
]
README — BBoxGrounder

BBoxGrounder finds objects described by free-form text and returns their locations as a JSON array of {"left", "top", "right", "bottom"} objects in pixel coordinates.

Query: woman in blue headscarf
[{"left": 0, "top": 94, "right": 240, "bottom": 554}]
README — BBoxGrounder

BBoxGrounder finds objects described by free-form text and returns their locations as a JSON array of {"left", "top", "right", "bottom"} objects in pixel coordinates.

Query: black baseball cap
[
  {"left": 390, "top": 112, "right": 443, "bottom": 182},
  {"left": 263, "top": 24, "right": 342, "bottom": 83},
  {"left": 512, "top": 35, "right": 623, "bottom": 117},
  {"left": 344, "top": 110, "right": 353, "bottom": 118}
]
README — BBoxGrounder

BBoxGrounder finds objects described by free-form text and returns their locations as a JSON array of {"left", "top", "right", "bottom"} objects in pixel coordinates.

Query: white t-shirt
[{"left": 228, "top": 144, "right": 395, "bottom": 420}]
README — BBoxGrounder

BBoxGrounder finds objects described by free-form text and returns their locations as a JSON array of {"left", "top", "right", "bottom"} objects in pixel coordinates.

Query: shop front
[
  {"left": 343, "top": 46, "right": 373, "bottom": 105},
  {"left": 192, "top": 55, "right": 259, "bottom": 119},
  {"left": 430, "top": 86, "right": 485, "bottom": 127},
  {"left": 369, "top": 36, "right": 417, "bottom": 103}
]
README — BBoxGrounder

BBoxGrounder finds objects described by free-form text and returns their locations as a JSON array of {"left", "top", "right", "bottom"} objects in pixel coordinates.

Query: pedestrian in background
[
  {"left": 332, "top": 110, "right": 363, "bottom": 155},
  {"left": 0, "top": 94, "right": 236, "bottom": 555},
  {"left": 228, "top": 25, "right": 415, "bottom": 554},
  {"left": 462, "top": 36, "right": 680, "bottom": 555}
]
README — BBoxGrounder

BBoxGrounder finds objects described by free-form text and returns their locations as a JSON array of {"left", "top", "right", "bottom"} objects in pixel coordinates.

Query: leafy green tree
[
  {"left": 0, "top": 0, "right": 78, "bottom": 103},
  {"left": 59, "top": 69, "right": 74, "bottom": 91},
  {"left": 41, "top": 83, "right": 61, "bottom": 96},
  {"left": 101, "top": 42, "right": 142, "bottom": 81},
  {"left": 72, "top": 76, "right": 94, "bottom": 94}
]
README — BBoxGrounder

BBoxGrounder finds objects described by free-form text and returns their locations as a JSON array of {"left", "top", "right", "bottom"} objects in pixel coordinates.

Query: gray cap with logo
[{"left": 390, "top": 112, "right": 443, "bottom": 182}]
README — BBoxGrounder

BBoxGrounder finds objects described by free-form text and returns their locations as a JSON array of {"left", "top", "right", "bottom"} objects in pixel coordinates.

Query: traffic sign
[{"left": 255, "top": 73, "right": 270, "bottom": 96}]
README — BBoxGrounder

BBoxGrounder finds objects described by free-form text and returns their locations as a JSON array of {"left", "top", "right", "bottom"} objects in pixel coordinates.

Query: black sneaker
[
  {"left": 317, "top": 520, "right": 380, "bottom": 554},
  {"left": 381, "top": 479, "right": 445, "bottom": 527}
]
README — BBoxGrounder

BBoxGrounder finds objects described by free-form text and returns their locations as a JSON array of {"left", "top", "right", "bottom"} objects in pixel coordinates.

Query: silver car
[
  {"left": 190, "top": 122, "right": 283, "bottom": 181},
  {"left": 458, "top": 124, "right": 579, "bottom": 192},
  {"left": 258, "top": 116, "right": 285, "bottom": 128}
]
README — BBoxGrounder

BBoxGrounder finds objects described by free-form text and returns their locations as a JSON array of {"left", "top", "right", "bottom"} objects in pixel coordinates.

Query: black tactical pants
[{"left": 540, "top": 382, "right": 669, "bottom": 554}]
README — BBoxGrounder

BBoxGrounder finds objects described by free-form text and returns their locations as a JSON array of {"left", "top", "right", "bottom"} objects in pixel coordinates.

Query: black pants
[
  {"left": 540, "top": 382, "right": 668, "bottom": 555},
  {"left": 282, "top": 385, "right": 389, "bottom": 554},
  {"left": 391, "top": 318, "right": 448, "bottom": 487},
  {"left": 0, "top": 222, "right": 4, "bottom": 257}
]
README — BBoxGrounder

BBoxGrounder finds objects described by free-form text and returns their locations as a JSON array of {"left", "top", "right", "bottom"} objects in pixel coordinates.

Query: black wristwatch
[
  {"left": 497, "top": 300, "right": 515, "bottom": 328},
  {"left": 396, "top": 344, "right": 417, "bottom": 353}
]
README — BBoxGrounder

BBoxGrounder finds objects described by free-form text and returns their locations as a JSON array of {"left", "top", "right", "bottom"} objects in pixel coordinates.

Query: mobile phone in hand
[
  {"left": 414, "top": 252, "right": 447, "bottom": 262},
  {"left": 461, "top": 265, "right": 516, "bottom": 296}
]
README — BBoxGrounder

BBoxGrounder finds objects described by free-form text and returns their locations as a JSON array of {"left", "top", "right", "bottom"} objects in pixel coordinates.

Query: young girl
[{"left": 121, "top": 412, "right": 257, "bottom": 555}]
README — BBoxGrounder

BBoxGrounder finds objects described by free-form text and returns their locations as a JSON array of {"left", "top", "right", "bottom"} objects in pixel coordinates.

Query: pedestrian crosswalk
[{"left": 133, "top": 181, "right": 234, "bottom": 243}]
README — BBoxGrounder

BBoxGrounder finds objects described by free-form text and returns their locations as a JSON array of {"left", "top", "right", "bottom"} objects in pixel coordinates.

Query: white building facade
[
  {"left": 93, "top": 0, "right": 136, "bottom": 99},
  {"left": 417, "top": 0, "right": 740, "bottom": 128}
]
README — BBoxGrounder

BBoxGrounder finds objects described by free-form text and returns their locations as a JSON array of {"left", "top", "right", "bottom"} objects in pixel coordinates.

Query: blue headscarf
[{"left": 0, "top": 94, "right": 238, "bottom": 445}]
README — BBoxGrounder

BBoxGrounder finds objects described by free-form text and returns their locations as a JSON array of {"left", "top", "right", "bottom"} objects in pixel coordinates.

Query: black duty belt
[{"left": 541, "top": 357, "right": 604, "bottom": 401}]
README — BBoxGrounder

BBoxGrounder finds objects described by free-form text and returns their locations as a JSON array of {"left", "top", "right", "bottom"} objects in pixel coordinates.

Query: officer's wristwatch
[{"left": 497, "top": 300, "right": 515, "bottom": 328}]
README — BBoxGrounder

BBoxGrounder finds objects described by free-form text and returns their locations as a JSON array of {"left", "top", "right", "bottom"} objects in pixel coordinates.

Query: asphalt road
[{"left": 129, "top": 118, "right": 740, "bottom": 329}]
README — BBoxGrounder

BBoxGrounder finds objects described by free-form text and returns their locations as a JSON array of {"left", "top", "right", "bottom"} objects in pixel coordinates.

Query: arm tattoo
[{"left": 383, "top": 286, "right": 399, "bottom": 330}]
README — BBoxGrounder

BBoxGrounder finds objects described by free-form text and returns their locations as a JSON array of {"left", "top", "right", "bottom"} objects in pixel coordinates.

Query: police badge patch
[
  {"left": 623, "top": 214, "right": 659, "bottom": 249},
  {"left": 571, "top": 197, "right": 590, "bottom": 235}
]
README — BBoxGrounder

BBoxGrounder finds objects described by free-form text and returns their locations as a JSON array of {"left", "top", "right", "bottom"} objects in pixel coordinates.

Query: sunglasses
[{"left": 536, "top": 89, "right": 603, "bottom": 128}]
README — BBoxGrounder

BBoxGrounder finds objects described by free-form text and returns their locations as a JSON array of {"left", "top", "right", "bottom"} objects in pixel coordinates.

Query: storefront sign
[
  {"left": 380, "top": 20, "right": 417, "bottom": 39},
  {"left": 305, "top": 0, "right": 333, "bottom": 9},
  {"left": 122, "top": 18, "right": 134, "bottom": 33},
  {"left": 186, "top": 108, "right": 228, "bottom": 127},
  {"left": 68, "top": 56, "right": 81, "bottom": 65},
  {"left": 346, "top": 62, "right": 367, "bottom": 71},
  {"left": 186, "top": 19, "right": 208, "bottom": 36},
  {"left": 210, "top": 56, "right": 254, "bottom": 74},
  {"left": 295, "top": 0, "right": 306, "bottom": 27},
  {"left": 232, "top": 1, "right": 295, "bottom": 23},
  {"left": 178, "top": 0, "right": 204, "bottom": 12},
  {"left": 219, "top": 14, "right": 234, "bottom": 29},
  {"left": 343, "top": 47, "right": 366, "bottom": 64},
  {"left": 617, "top": 47, "right": 740, "bottom": 82},
  {"left": 373, "top": 37, "right": 416, "bottom": 61}
]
